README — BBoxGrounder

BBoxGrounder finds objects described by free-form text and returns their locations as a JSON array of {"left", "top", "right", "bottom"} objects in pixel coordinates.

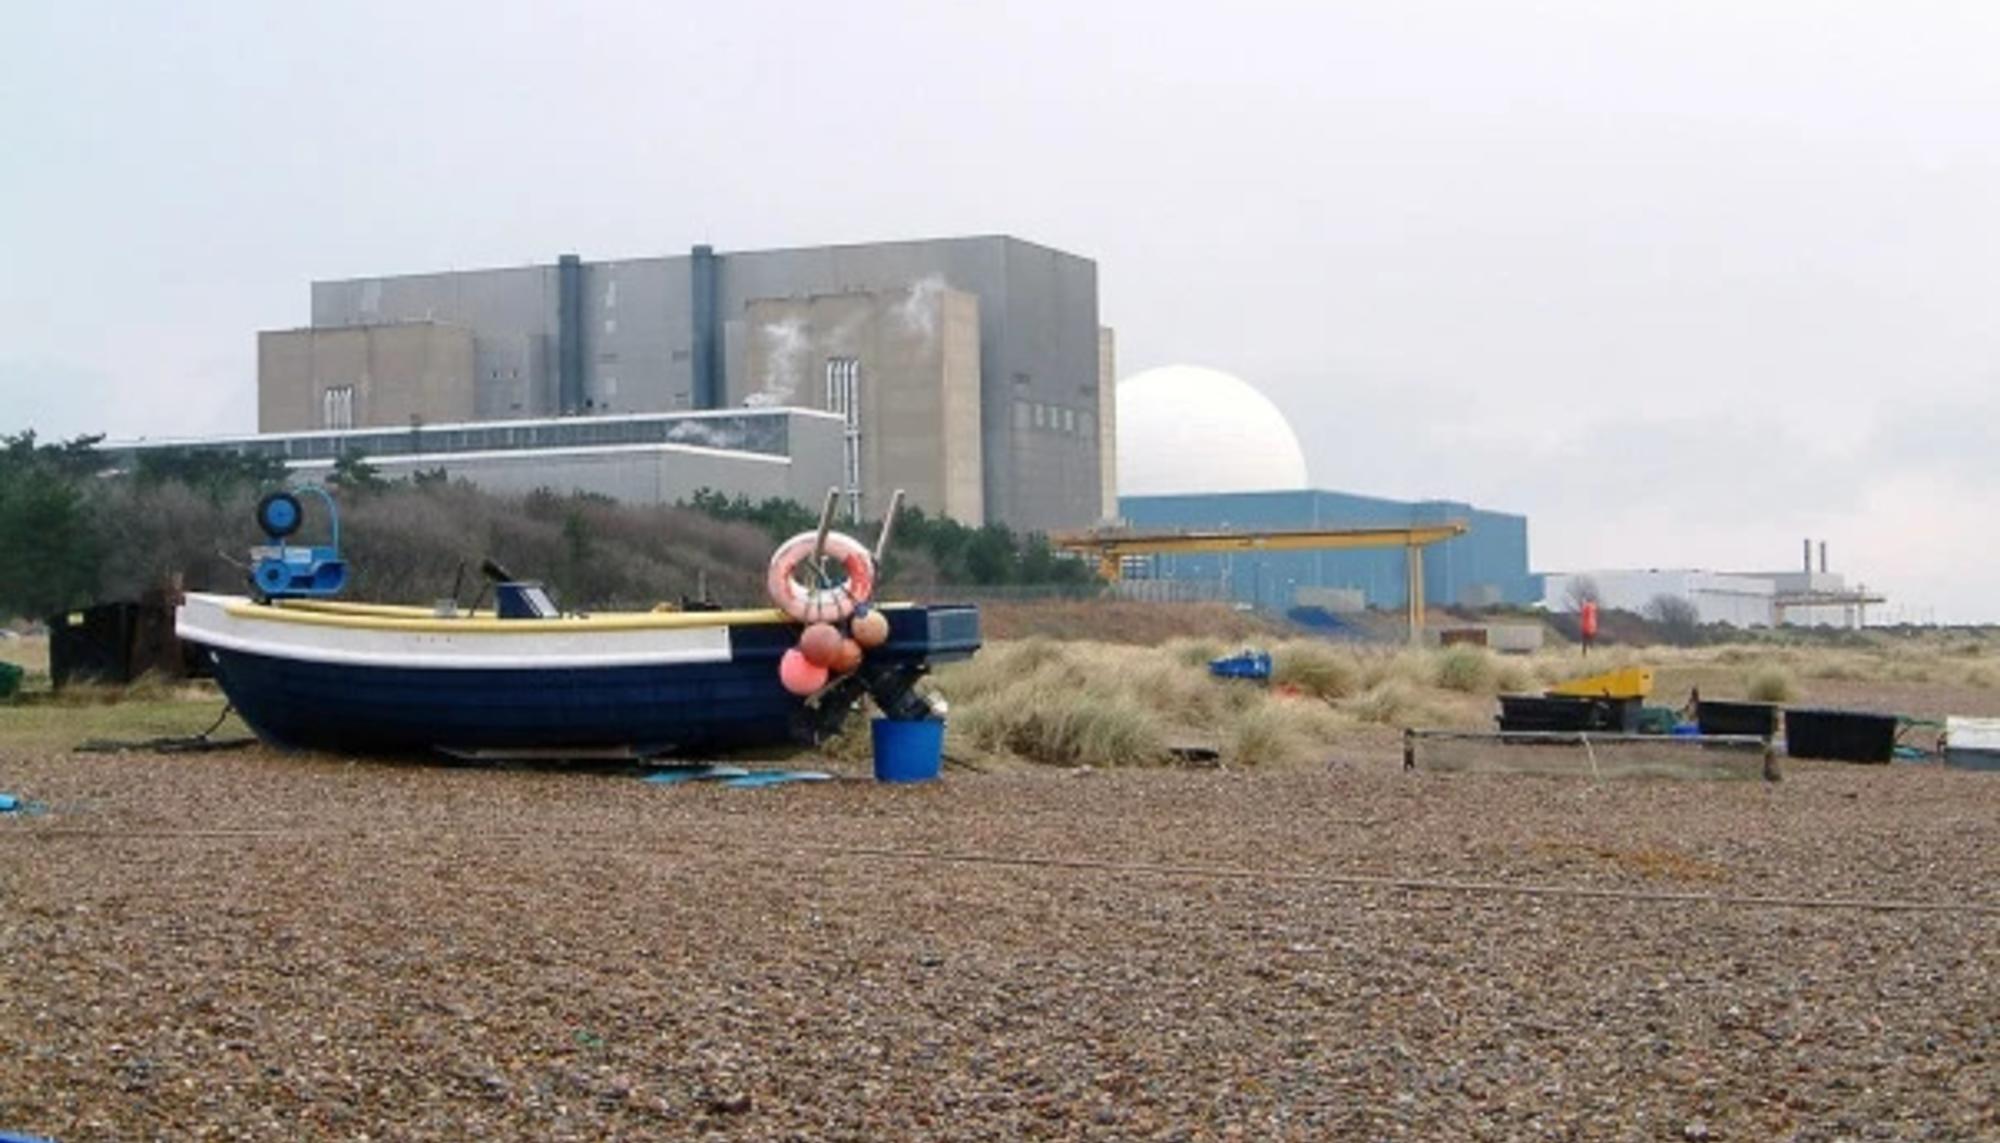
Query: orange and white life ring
[{"left": 766, "top": 530, "right": 876, "bottom": 623}]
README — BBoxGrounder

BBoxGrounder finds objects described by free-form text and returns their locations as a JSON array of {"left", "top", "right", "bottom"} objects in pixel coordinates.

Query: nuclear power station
[
  {"left": 252, "top": 236, "right": 1114, "bottom": 531},
  {"left": 103, "top": 232, "right": 1558, "bottom": 617}
]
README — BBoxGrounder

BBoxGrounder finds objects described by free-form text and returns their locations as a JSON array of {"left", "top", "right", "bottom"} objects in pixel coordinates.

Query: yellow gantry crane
[{"left": 1049, "top": 522, "right": 1469, "bottom": 645}]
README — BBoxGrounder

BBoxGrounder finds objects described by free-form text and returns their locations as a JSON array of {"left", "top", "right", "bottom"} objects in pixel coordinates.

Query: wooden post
[
  {"left": 1407, "top": 544, "right": 1425, "bottom": 647},
  {"left": 1402, "top": 727, "right": 1417, "bottom": 772}
]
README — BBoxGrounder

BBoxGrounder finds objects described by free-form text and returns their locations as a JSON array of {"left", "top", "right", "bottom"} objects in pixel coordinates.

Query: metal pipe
[
  {"left": 874, "top": 488, "right": 905, "bottom": 565},
  {"left": 809, "top": 485, "right": 840, "bottom": 587}
]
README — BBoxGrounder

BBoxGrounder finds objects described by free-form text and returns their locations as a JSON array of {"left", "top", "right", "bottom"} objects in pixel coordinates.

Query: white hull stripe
[{"left": 177, "top": 595, "right": 734, "bottom": 671}]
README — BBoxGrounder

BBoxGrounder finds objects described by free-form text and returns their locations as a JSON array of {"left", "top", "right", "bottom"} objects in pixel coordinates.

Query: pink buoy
[
  {"left": 798, "top": 622, "right": 843, "bottom": 668},
  {"left": 778, "top": 647, "right": 828, "bottom": 696}
]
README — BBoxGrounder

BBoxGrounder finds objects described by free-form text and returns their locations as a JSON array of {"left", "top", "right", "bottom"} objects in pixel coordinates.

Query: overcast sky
[{"left": 4, "top": 1, "right": 1995, "bottom": 621}]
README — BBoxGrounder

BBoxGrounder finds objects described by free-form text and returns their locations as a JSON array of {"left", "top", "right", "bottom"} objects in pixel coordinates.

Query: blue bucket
[{"left": 871, "top": 717, "right": 945, "bottom": 783}]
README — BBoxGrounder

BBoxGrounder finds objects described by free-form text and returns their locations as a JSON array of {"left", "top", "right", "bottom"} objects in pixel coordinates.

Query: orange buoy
[
  {"left": 798, "top": 622, "right": 843, "bottom": 668},
  {"left": 778, "top": 647, "right": 828, "bottom": 696},
  {"left": 829, "top": 637, "right": 864, "bottom": 674},
  {"left": 851, "top": 608, "right": 890, "bottom": 649}
]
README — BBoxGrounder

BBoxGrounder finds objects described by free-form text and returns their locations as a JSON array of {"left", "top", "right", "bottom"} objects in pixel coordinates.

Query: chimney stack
[
  {"left": 1803, "top": 538, "right": 1812, "bottom": 574},
  {"left": 1819, "top": 541, "right": 1827, "bottom": 574}
]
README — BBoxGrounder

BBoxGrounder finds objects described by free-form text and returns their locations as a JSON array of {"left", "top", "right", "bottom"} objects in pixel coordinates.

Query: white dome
[{"left": 1117, "top": 365, "right": 1310, "bottom": 496}]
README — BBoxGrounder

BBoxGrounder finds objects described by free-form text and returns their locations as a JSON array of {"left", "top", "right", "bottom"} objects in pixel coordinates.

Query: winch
[{"left": 248, "top": 487, "right": 348, "bottom": 600}]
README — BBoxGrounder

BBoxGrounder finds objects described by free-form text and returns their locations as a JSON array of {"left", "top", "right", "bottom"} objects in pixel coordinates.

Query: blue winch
[{"left": 248, "top": 487, "right": 348, "bottom": 600}]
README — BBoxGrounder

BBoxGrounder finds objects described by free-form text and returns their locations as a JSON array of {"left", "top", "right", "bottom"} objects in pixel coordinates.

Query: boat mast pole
[{"left": 874, "top": 489, "right": 905, "bottom": 565}]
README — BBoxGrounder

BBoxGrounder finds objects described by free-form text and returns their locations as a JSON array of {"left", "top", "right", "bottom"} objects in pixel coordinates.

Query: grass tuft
[
  {"left": 1434, "top": 645, "right": 1497, "bottom": 694},
  {"left": 1745, "top": 666, "right": 1797, "bottom": 703},
  {"left": 1272, "top": 641, "right": 1360, "bottom": 700}
]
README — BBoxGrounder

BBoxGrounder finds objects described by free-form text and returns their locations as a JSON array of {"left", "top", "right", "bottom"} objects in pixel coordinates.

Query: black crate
[
  {"left": 48, "top": 603, "right": 141, "bottom": 687},
  {"left": 1697, "top": 700, "right": 1780, "bottom": 739},
  {"left": 1784, "top": 708, "right": 1897, "bottom": 764},
  {"left": 47, "top": 599, "right": 194, "bottom": 688},
  {"left": 1498, "top": 694, "right": 1639, "bottom": 734}
]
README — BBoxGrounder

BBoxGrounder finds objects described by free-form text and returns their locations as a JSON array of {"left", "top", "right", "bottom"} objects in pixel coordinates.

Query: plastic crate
[
  {"left": 1697, "top": 700, "right": 1781, "bottom": 739},
  {"left": 1784, "top": 708, "right": 1897, "bottom": 764},
  {"left": 1208, "top": 651, "right": 1273, "bottom": 681}
]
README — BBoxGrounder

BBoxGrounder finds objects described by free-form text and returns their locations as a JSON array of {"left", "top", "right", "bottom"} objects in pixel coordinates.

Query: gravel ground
[{"left": 2, "top": 742, "right": 1995, "bottom": 1141}]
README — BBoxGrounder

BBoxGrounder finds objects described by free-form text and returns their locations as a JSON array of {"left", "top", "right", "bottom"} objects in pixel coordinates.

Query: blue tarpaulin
[{"left": 1208, "top": 650, "right": 1273, "bottom": 681}]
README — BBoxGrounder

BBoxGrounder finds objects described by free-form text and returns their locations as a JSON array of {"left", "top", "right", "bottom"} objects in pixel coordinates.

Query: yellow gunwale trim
[
  {"left": 221, "top": 597, "right": 917, "bottom": 634},
  {"left": 279, "top": 599, "right": 460, "bottom": 618},
  {"left": 231, "top": 600, "right": 794, "bottom": 633}
]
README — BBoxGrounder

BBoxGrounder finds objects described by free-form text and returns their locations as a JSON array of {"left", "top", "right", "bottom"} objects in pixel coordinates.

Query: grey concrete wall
[
  {"left": 313, "top": 265, "right": 561, "bottom": 419},
  {"left": 996, "top": 241, "right": 1103, "bottom": 529},
  {"left": 258, "top": 323, "right": 475, "bottom": 432},
  {"left": 717, "top": 236, "right": 1100, "bottom": 531},
  {"left": 735, "top": 289, "right": 983, "bottom": 525},
  {"left": 1096, "top": 326, "right": 1116, "bottom": 523},
  {"left": 579, "top": 257, "right": 695, "bottom": 415},
  {"left": 939, "top": 290, "right": 984, "bottom": 524}
]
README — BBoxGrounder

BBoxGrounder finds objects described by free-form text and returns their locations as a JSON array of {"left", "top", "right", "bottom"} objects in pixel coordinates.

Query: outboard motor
[{"left": 249, "top": 488, "right": 348, "bottom": 600}]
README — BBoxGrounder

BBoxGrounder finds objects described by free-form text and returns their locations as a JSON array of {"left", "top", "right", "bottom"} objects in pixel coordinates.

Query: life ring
[{"left": 766, "top": 530, "right": 876, "bottom": 623}]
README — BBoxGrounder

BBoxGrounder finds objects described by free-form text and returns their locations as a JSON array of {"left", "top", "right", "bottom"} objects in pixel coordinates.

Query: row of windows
[
  {"left": 150, "top": 412, "right": 796, "bottom": 465},
  {"left": 1014, "top": 400, "right": 1096, "bottom": 439},
  {"left": 321, "top": 386, "right": 355, "bottom": 431}
]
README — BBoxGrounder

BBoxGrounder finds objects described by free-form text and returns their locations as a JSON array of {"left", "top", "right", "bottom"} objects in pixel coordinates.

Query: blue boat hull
[{"left": 196, "top": 606, "right": 979, "bottom": 757}]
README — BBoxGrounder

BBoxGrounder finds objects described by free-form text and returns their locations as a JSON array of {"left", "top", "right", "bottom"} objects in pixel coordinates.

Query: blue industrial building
[{"left": 1117, "top": 490, "right": 1535, "bottom": 612}]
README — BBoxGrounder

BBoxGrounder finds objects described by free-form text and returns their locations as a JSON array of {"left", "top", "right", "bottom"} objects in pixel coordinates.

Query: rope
[
  {"left": 5, "top": 827, "right": 1994, "bottom": 917},
  {"left": 72, "top": 703, "right": 255, "bottom": 755},
  {"left": 796, "top": 845, "right": 2000, "bottom": 917}
]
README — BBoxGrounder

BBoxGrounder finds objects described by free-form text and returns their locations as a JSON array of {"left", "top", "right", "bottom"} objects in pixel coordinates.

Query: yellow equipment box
[{"left": 1546, "top": 665, "right": 1654, "bottom": 700}]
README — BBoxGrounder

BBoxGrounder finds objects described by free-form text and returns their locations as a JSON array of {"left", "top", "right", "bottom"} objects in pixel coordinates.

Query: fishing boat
[{"left": 174, "top": 488, "right": 978, "bottom": 758}]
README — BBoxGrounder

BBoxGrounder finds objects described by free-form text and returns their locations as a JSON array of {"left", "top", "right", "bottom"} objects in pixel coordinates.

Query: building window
[
  {"left": 1061, "top": 407, "right": 1076, "bottom": 434},
  {"left": 1014, "top": 400, "right": 1031, "bottom": 431},
  {"left": 322, "top": 386, "right": 355, "bottom": 430},
  {"left": 1032, "top": 403, "right": 1047, "bottom": 429}
]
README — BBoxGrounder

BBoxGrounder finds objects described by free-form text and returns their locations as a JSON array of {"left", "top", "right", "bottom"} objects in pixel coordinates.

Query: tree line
[{"left": 0, "top": 435, "right": 1096, "bottom": 621}]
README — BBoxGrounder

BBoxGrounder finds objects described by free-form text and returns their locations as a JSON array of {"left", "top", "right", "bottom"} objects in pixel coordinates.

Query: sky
[{"left": 3, "top": 1, "right": 1996, "bottom": 622}]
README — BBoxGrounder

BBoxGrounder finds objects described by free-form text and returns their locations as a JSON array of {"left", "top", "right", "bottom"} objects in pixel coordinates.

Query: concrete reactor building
[{"left": 252, "top": 236, "right": 1115, "bottom": 531}]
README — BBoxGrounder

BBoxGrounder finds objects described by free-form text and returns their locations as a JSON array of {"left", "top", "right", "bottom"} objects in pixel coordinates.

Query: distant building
[
  {"left": 1540, "top": 548, "right": 1884, "bottom": 628},
  {"left": 1540, "top": 569, "right": 1775, "bottom": 627},
  {"left": 257, "top": 236, "right": 1115, "bottom": 530},
  {"left": 101, "top": 409, "right": 845, "bottom": 510},
  {"left": 1119, "top": 489, "right": 1537, "bottom": 611}
]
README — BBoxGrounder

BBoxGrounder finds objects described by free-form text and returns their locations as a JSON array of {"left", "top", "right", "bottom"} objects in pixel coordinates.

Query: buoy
[
  {"left": 829, "top": 637, "right": 864, "bottom": 674},
  {"left": 766, "top": 530, "right": 876, "bottom": 623},
  {"left": 798, "top": 622, "right": 843, "bottom": 668},
  {"left": 778, "top": 648, "right": 828, "bottom": 696},
  {"left": 851, "top": 608, "right": 890, "bottom": 649}
]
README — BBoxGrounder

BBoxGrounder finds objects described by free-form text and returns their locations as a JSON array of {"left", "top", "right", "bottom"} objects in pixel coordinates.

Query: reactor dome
[{"left": 1117, "top": 365, "right": 1310, "bottom": 496}]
